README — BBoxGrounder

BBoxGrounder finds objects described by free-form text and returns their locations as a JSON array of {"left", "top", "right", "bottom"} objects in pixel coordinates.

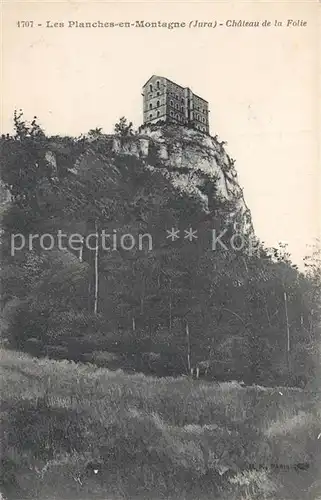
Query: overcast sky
[{"left": 2, "top": 1, "right": 320, "bottom": 266}]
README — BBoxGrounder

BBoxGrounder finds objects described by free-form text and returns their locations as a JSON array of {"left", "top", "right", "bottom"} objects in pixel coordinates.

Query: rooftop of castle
[{"left": 142, "top": 75, "right": 208, "bottom": 103}]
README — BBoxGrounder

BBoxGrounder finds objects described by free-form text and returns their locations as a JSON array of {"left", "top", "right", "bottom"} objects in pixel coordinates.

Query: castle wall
[
  {"left": 143, "top": 76, "right": 167, "bottom": 124},
  {"left": 192, "top": 95, "right": 209, "bottom": 133},
  {"left": 166, "top": 84, "right": 186, "bottom": 125}
]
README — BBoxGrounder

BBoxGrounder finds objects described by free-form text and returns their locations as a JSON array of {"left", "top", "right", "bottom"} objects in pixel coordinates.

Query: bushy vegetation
[
  {"left": 1, "top": 349, "right": 320, "bottom": 499},
  {"left": 0, "top": 113, "right": 321, "bottom": 386},
  {"left": 1, "top": 113, "right": 320, "bottom": 388},
  {"left": 1, "top": 113, "right": 320, "bottom": 500}
]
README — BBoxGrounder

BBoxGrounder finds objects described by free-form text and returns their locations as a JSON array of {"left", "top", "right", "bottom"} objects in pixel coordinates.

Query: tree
[
  {"left": 0, "top": 111, "right": 51, "bottom": 208},
  {"left": 87, "top": 128, "right": 103, "bottom": 140},
  {"left": 114, "top": 117, "right": 134, "bottom": 137}
]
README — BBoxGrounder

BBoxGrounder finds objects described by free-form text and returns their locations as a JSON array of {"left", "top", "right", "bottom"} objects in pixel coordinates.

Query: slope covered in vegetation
[
  {"left": 0, "top": 113, "right": 320, "bottom": 387},
  {"left": 0, "top": 348, "right": 320, "bottom": 500}
]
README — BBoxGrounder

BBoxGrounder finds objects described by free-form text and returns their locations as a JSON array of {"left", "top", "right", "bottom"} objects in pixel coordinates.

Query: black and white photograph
[{"left": 1, "top": 1, "right": 320, "bottom": 499}]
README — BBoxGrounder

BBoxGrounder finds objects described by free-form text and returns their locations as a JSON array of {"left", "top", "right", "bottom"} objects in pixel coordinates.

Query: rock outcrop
[
  {"left": 66, "top": 124, "right": 253, "bottom": 236},
  {"left": 110, "top": 124, "right": 253, "bottom": 234}
]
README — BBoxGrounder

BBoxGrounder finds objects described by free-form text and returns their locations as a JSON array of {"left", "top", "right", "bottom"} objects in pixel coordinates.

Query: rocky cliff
[
  {"left": 1, "top": 119, "right": 316, "bottom": 387},
  {"left": 66, "top": 124, "right": 253, "bottom": 235}
]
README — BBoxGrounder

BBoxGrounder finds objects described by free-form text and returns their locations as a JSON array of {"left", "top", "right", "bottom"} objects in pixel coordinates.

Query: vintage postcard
[{"left": 1, "top": 1, "right": 320, "bottom": 499}]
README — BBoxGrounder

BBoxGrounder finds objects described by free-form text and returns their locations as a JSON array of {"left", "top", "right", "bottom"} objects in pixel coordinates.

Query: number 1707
[{"left": 17, "top": 21, "right": 34, "bottom": 28}]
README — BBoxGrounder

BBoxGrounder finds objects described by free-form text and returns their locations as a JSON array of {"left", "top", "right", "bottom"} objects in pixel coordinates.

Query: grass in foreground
[{"left": 0, "top": 348, "right": 320, "bottom": 500}]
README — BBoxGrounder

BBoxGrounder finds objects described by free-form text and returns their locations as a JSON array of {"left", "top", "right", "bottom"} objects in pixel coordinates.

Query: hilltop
[{"left": 0, "top": 116, "right": 320, "bottom": 388}]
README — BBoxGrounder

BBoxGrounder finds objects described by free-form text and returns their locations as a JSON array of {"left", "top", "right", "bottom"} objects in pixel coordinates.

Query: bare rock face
[
  {"left": 50, "top": 124, "right": 253, "bottom": 235},
  {"left": 114, "top": 125, "right": 254, "bottom": 234},
  {"left": 0, "top": 180, "right": 11, "bottom": 206},
  {"left": 45, "top": 151, "right": 58, "bottom": 179}
]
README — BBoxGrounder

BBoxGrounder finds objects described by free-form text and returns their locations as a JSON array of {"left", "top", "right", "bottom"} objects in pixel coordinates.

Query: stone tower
[{"left": 142, "top": 75, "right": 210, "bottom": 134}]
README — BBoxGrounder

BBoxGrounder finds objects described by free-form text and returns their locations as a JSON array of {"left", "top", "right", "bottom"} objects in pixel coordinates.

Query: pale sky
[{"left": 2, "top": 1, "right": 320, "bottom": 267}]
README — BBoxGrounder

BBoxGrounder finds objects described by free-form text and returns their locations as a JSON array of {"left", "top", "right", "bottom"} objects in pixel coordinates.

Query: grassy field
[{"left": 0, "top": 348, "right": 320, "bottom": 500}]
